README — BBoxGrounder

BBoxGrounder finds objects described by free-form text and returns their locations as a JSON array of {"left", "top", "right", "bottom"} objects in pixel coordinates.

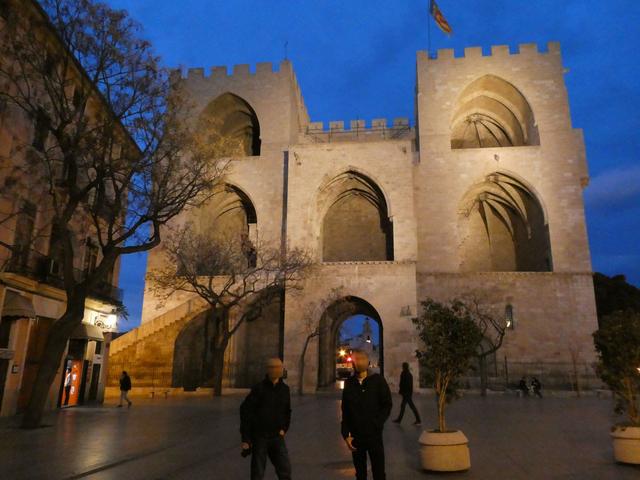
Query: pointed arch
[
  {"left": 199, "top": 92, "right": 261, "bottom": 157},
  {"left": 451, "top": 75, "right": 538, "bottom": 149},
  {"left": 318, "top": 170, "right": 393, "bottom": 262},
  {"left": 317, "top": 296, "right": 384, "bottom": 388},
  {"left": 195, "top": 182, "right": 258, "bottom": 268},
  {"left": 459, "top": 172, "right": 552, "bottom": 272}
]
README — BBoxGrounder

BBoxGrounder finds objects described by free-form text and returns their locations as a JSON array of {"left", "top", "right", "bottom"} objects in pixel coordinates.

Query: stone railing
[{"left": 109, "top": 298, "right": 207, "bottom": 356}]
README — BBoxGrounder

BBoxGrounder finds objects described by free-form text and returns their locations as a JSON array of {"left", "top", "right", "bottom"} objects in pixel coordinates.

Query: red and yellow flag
[{"left": 430, "top": 0, "right": 453, "bottom": 35}]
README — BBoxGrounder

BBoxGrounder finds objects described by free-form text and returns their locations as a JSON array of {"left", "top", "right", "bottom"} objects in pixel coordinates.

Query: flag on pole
[{"left": 430, "top": 0, "right": 453, "bottom": 35}]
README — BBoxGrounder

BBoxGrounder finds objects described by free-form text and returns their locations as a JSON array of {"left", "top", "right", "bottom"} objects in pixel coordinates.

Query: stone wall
[{"left": 123, "top": 42, "right": 599, "bottom": 395}]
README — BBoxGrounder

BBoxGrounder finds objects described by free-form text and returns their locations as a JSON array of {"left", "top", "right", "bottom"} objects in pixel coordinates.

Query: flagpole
[{"left": 427, "top": 1, "right": 432, "bottom": 58}]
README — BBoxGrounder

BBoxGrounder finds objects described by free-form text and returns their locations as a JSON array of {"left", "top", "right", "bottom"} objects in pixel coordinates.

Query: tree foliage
[
  {"left": 593, "top": 310, "right": 640, "bottom": 426},
  {"left": 413, "top": 299, "right": 483, "bottom": 433},
  {"left": 593, "top": 273, "right": 640, "bottom": 325}
]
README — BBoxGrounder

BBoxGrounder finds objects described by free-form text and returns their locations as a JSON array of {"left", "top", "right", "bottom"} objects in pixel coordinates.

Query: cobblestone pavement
[{"left": 1, "top": 392, "right": 639, "bottom": 479}]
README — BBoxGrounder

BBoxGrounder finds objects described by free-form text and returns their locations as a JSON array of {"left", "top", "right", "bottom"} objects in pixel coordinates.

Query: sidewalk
[{"left": 0, "top": 393, "right": 638, "bottom": 479}]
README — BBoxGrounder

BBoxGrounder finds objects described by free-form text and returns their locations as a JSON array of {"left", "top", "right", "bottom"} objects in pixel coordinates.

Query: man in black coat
[
  {"left": 341, "top": 349, "right": 392, "bottom": 480},
  {"left": 240, "top": 358, "right": 292, "bottom": 480},
  {"left": 393, "top": 362, "right": 421, "bottom": 425},
  {"left": 117, "top": 371, "right": 132, "bottom": 407}
]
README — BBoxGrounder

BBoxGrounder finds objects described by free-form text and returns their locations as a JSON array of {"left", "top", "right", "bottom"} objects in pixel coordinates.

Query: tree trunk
[
  {"left": 211, "top": 338, "right": 228, "bottom": 397},
  {"left": 479, "top": 355, "right": 488, "bottom": 397},
  {"left": 21, "top": 295, "right": 86, "bottom": 428},
  {"left": 298, "top": 335, "right": 312, "bottom": 396}
]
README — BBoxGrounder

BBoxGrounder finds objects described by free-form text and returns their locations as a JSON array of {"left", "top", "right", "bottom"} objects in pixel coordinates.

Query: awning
[
  {"left": 1, "top": 291, "right": 36, "bottom": 319},
  {"left": 71, "top": 322, "right": 104, "bottom": 342}
]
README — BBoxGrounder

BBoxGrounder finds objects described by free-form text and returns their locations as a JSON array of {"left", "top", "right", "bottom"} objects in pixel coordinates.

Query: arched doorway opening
[
  {"left": 458, "top": 172, "right": 552, "bottom": 272},
  {"left": 198, "top": 92, "right": 261, "bottom": 157},
  {"left": 320, "top": 171, "right": 393, "bottom": 262},
  {"left": 196, "top": 183, "right": 258, "bottom": 269},
  {"left": 317, "top": 296, "right": 383, "bottom": 388},
  {"left": 451, "top": 74, "right": 538, "bottom": 149}
]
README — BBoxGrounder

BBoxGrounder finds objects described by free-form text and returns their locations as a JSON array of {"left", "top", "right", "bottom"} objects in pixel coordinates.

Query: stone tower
[{"left": 107, "top": 43, "right": 598, "bottom": 393}]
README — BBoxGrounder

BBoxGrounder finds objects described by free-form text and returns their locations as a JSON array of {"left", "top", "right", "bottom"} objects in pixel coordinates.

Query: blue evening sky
[{"left": 105, "top": 0, "right": 640, "bottom": 331}]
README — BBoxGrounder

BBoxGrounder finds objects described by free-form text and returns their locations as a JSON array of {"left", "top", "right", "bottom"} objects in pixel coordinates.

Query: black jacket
[
  {"left": 119, "top": 375, "right": 131, "bottom": 391},
  {"left": 341, "top": 373, "right": 392, "bottom": 439},
  {"left": 240, "top": 377, "right": 291, "bottom": 443},
  {"left": 399, "top": 370, "right": 413, "bottom": 396}
]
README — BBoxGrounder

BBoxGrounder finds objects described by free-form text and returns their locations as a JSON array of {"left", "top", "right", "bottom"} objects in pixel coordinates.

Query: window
[
  {"left": 10, "top": 201, "right": 37, "bottom": 270},
  {"left": 32, "top": 109, "right": 49, "bottom": 151},
  {"left": 84, "top": 238, "right": 99, "bottom": 276}
]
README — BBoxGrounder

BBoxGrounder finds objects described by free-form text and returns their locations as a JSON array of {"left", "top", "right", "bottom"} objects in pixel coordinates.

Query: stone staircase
[
  {"left": 110, "top": 298, "right": 207, "bottom": 356},
  {"left": 107, "top": 298, "right": 209, "bottom": 387}
]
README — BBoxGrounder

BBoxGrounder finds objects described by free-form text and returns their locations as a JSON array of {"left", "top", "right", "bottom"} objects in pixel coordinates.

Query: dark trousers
[
  {"left": 63, "top": 386, "right": 71, "bottom": 405},
  {"left": 251, "top": 435, "right": 291, "bottom": 480},
  {"left": 396, "top": 394, "right": 421, "bottom": 423},
  {"left": 352, "top": 435, "right": 385, "bottom": 480}
]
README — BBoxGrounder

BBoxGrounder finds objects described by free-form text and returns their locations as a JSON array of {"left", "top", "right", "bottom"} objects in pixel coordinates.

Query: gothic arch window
[
  {"left": 198, "top": 93, "right": 261, "bottom": 157},
  {"left": 459, "top": 172, "right": 552, "bottom": 272},
  {"left": 197, "top": 183, "right": 257, "bottom": 268},
  {"left": 451, "top": 75, "right": 538, "bottom": 149},
  {"left": 320, "top": 171, "right": 393, "bottom": 262}
]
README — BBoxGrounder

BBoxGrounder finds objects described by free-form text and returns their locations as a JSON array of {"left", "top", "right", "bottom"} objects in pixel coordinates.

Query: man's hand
[
  {"left": 345, "top": 435, "right": 356, "bottom": 452},
  {"left": 241, "top": 442, "right": 251, "bottom": 450},
  {"left": 279, "top": 430, "right": 286, "bottom": 437}
]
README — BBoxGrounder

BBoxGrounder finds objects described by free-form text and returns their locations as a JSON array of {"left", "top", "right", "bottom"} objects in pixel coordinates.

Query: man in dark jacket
[
  {"left": 341, "top": 349, "right": 392, "bottom": 480},
  {"left": 117, "top": 371, "right": 132, "bottom": 407},
  {"left": 393, "top": 362, "right": 421, "bottom": 425},
  {"left": 240, "top": 358, "right": 292, "bottom": 480}
]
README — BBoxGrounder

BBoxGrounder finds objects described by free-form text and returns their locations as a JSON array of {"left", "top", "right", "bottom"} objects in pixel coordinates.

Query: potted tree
[
  {"left": 593, "top": 310, "right": 640, "bottom": 464},
  {"left": 413, "top": 299, "right": 483, "bottom": 472}
]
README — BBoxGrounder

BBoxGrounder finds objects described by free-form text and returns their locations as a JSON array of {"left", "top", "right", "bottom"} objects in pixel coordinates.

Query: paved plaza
[{"left": 1, "top": 392, "right": 639, "bottom": 480}]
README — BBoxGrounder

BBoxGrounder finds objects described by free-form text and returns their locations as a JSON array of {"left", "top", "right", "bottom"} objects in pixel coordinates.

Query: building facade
[
  {"left": 109, "top": 42, "right": 598, "bottom": 393},
  {"left": 0, "top": 0, "right": 124, "bottom": 416}
]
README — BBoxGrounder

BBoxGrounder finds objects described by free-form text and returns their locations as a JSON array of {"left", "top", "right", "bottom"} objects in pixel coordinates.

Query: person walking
[
  {"left": 518, "top": 376, "right": 529, "bottom": 397},
  {"left": 117, "top": 371, "right": 132, "bottom": 407},
  {"left": 240, "top": 358, "right": 292, "bottom": 480},
  {"left": 63, "top": 368, "right": 72, "bottom": 406},
  {"left": 393, "top": 362, "right": 421, "bottom": 425},
  {"left": 341, "top": 349, "right": 392, "bottom": 480},
  {"left": 531, "top": 377, "right": 543, "bottom": 398}
]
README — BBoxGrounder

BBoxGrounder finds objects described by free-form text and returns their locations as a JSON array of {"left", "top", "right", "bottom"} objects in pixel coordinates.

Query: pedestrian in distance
[
  {"left": 117, "top": 371, "right": 132, "bottom": 407},
  {"left": 341, "top": 349, "right": 392, "bottom": 480},
  {"left": 63, "top": 368, "right": 72, "bottom": 406},
  {"left": 518, "top": 376, "right": 529, "bottom": 397},
  {"left": 531, "top": 377, "right": 543, "bottom": 398},
  {"left": 240, "top": 358, "right": 292, "bottom": 480},
  {"left": 393, "top": 362, "right": 421, "bottom": 425}
]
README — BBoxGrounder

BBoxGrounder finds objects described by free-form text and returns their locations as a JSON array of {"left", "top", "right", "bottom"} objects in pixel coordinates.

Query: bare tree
[
  {"left": 458, "top": 294, "right": 508, "bottom": 396},
  {"left": 148, "top": 225, "right": 312, "bottom": 396},
  {"left": 0, "top": 0, "right": 225, "bottom": 427},
  {"left": 568, "top": 342, "right": 582, "bottom": 397},
  {"left": 296, "top": 287, "right": 354, "bottom": 396}
]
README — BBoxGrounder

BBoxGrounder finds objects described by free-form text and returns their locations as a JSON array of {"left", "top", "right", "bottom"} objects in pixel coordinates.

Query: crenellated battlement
[
  {"left": 302, "top": 117, "right": 413, "bottom": 143},
  {"left": 172, "top": 60, "right": 294, "bottom": 82},
  {"left": 418, "top": 41, "right": 561, "bottom": 62}
]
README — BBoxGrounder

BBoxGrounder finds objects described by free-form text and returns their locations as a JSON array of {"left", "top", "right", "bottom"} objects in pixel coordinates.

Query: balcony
[{"left": 5, "top": 249, "right": 123, "bottom": 304}]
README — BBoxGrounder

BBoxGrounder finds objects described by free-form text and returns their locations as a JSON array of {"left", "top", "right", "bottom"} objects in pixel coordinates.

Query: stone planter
[
  {"left": 611, "top": 426, "right": 640, "bottom": 464},
  {"left": 418, "top": 430, "right": 470, "bottom": 472}
]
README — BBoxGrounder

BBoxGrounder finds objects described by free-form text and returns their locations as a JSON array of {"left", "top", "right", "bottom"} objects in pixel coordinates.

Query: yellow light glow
[{"left": 339, "top": 349, "right": 346, "bottom": 357}]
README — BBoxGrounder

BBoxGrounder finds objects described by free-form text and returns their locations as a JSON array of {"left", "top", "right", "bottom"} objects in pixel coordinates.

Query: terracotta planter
[
  {"left": 611, "top": 426, "right": 640, "bottom": 464},
  {"left": 418, "top": 430, "right": 471, "bottom": 472}
]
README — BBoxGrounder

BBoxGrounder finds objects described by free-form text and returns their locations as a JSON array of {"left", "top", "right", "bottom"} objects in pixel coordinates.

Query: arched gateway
[{"left": 317, "top": 296, "right": 384, "bottom": 388}]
